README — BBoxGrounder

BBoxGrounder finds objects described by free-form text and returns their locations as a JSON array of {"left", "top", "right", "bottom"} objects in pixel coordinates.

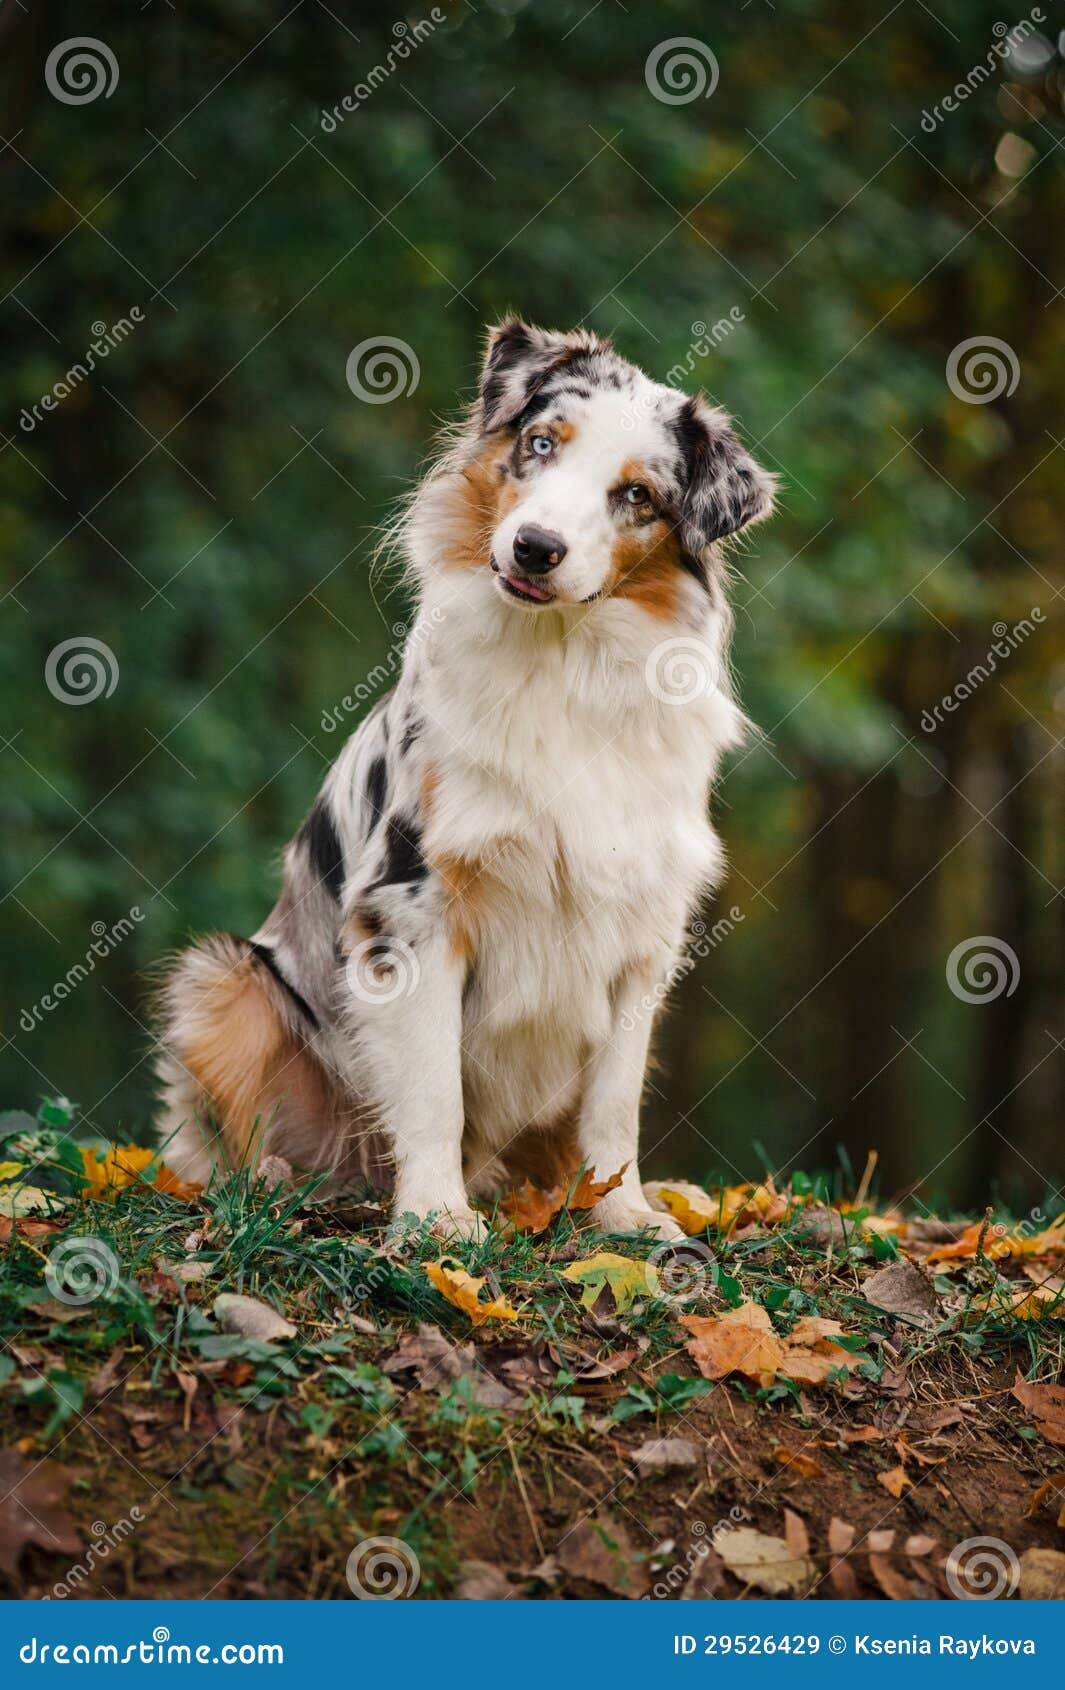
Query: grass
[{"left": 1, "top": 1097, "right": 1063, "bottom": 1599}]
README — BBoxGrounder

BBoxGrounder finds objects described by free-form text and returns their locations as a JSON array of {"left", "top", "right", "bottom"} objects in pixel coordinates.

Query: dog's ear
[
  {"left": 478, "top": 318, "right": 603, "bottom": 433},
  {"left": 677, "top": 394, "right": 776, "bottom": 553}
]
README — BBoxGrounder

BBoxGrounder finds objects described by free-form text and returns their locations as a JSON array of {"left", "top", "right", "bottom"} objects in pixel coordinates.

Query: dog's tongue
[{"left": 509, "top": 575, "right": 553, "bottom": 603}]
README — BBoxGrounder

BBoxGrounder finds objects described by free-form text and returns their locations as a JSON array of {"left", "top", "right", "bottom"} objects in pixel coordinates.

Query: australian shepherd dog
[{"left": 155, "top": 319, "right": 774, "bottom": 1241}]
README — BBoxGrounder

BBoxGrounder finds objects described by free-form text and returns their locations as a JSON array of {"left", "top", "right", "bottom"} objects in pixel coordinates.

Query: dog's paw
[
  {"left": 591, "top": 1195, "right": 686, "bottom": 1243},
  {"left": 428, "top": 1206, "right": 489, "bottom": 1244}
]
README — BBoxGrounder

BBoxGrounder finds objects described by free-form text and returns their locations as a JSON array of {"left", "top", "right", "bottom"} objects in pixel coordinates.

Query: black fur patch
[
  {"left": 247, "top": 940, "right": 320, "bottom": 1030},
  {"left": 365, "top": 755, "right": 388, "bottom": 826},
  {"left": 299, "top": 799, "right": 345, "bottom": 900},
  {"left": 399, "top": 714, "right": 422, "bottom": 756},
  {"left": 366, "top": 815, "right": 428, "bottom": 894}
]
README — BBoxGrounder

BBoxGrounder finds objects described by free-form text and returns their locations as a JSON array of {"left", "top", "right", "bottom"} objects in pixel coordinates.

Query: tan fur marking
[
  {"left": 432, "top": 850, "right": 493, "bottom": 965},
  {"left": 447, "top": 437, "right": 517, "bottom": 571},
  {"left": 180, "top": 955, "right": 334, "bottom": 1169},
  {"left": 610, "top": 522, "right": 683, "bottom": 622}
]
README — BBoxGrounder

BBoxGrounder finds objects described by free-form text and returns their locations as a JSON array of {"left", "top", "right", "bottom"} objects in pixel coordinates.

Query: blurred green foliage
[{"left": 1, "top": 0, "right": 1062, "bottom": 1205}]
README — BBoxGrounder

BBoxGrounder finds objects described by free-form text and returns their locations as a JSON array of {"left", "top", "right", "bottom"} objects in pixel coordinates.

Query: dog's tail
[{"left": 153, "top": 933, "right": 383, "bottom": 1190}]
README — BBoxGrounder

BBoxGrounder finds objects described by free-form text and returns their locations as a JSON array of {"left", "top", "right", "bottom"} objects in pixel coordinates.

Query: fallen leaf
[
  {"left": 681, "top": 1301, "right": 784, "bottom": 1387},
  {"left": 382, "top": 1323, "right": 522, "bottom": 1408},
  {"left": 783, "top": 1508, "right": 810, "bottom": 1558},
  {"left": 837, "top": 1424, "right": 885, "bottom": 1445},
  {"left": 0, "top": 1185, "right": 58, "bottom": 1218},
  {"left": 500, "top": 1166, "right": 625, "bottom": 1234},
  {"left": 1028, "top": 1474, "right": 1065, "bottom": 1520},
  {"left": 868, "top": 1528, "right": 896, "bottom": 1553},
  {"left": 555, "top": 1515, "right": 649, "bottom": 1597},
  {"left": 423, "top": 1260, "right": 521, "bottom": 1325},
  {"left": 1019, "top": 1547, "right": 1065, "bottom": 1600},
  {"left": 827, "top": 1517, "right": 860, "bottom": 1599},
  {"left": 862, "top": 1259, "right": 939, "bottom": 1323},
  {"left": 714, "top": 1525, "right": 814, "bottom": 1595},
  {"left": 455, "top": 1560, "right": 515, "bottom": 1600},
  {"left": 0, "top": 1450, "right": 81, "bottom": 1575},
  {"left": 561, "top": 1251, "right": 649, "bottom": 1315},
  {"left": 213, "top": 1293, "right": 296, "bottom": 1342},
  {"left": 79, "top": 1144, "right": 202, "bottom": 1203},
  {"left": 869, "top": 1552, "right": 916, "bottom": 1601},
  {"left": 1011, "top": 1371, "right": 1065, "bottom": 1447},
  {"left": 877, "top": 1465, "right": 913, "bottom": 1499},
  {"left": 773, "top": 1446, "right": 824, "bottom": 1478},
  {"left": 648, "top": 1183, "right": 721, "bottom": 1236},
  {"left": 631, "top": 1437, "right": 700, "bottom": 1476}
]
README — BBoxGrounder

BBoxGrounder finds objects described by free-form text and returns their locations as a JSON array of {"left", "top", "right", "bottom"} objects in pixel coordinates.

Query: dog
[{"left": 155, "top": 319, "right": 774, "bottom": 1240}]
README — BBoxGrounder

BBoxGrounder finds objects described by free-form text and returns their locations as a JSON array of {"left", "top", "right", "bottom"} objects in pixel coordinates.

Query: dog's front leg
[
  {"left": 343, "top": 926, "right": 481, "bottom": 1240},
  {"left": 578, "top": 964, "right": 684, "bottom": 1242}
]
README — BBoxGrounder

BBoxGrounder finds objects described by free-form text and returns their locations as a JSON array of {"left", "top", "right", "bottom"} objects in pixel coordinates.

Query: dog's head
[{"left": 460, "top": 318, "right": 774, "bottom": 615}]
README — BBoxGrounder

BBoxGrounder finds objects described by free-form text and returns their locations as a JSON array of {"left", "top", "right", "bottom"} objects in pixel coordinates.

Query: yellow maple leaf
[
  {"left": 79, "top": 1144, "right": 202, "bottom": 1203},
  {"left": 561, "top": 1250, "right": 651, "bottom": 1313},
  {"left": 423, "top": 1260, "right": 521, "bottom": 1325}
]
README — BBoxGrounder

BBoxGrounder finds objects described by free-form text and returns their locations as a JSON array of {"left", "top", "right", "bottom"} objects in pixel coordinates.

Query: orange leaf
[
  {"left": 423, "top": 1260, "right": 521, "bottom": 1326},
  {"left": 499, "top": 1165, "right": 626, "bottom": 1234},
  {"left": 877, "top": 1465, "right": 912, "bottom": 1499},
  {"left": 1028, "top": 1474, "right": 1065, "bottom": 1517},
  {"left": 774, "top": 1447, "right": 824, "bottom": 1479},
  {"left": 565, "top": 1165, "right": 626, "bottom": 1210},
  {"left": 1012, "top": 1371, "right": 1065, "bottom": 1447},
  {"left": 151, "top": 1163, "right": 204, "bottom": 1202},
  {"left": 682, "top": 1302, "right": 784, "bottom": 1388}
]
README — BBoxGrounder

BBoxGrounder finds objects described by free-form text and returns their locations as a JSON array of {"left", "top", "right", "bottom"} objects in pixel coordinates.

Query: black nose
[{"left": 512, "top": 525, "right": 568, "bottom": 574}]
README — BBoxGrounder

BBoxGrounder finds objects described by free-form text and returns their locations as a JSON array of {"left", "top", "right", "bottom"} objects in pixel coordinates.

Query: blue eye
[{"left": 530, "top": 434, "right": 554, "bottom": 457}]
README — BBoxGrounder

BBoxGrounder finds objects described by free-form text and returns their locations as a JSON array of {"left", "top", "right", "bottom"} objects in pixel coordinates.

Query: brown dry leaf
[
  {"left": 0, "top": 1450, "right": 81, "bottom": 1576},
  {"left": 837, "top": 1424, "right": 885, "bottom": 1445},
  {"left": 381, "top": 1323, "right": 522, "bottom": 1409},
  {"left": 500, "top": 1165, "right": 625, "bottom": 1234},
  {"left": 566, "top": 1165, "right": 626, "bottom": 1210},
  {"left": 1011, "top": 1371, "right": 1065, "bottom": 1448},
  {"left": 423, "top": 1260, "right": 521, "bottom": 1326},
  {"left": 714, "top": 1525, "right": 814, "bottom": 1595},
  {"left": 1019, "top": 1547, "right": 1065, "bottom": 1600},
  {"left": 869, "top": 1552, "right": 916, "bottom": 1601},
  {"left": 868, "top": 1528, "right": 896, "bottom": 1553},
  {"left": 779, "top": 1315, "right": 857, "bottom": 1386},
  {"left": 783, "top": 1508, "right": 810, "bottom": 1558},
  {"left": 905, "top": 1534, "right": 938, "bottom": 1557},
  {"left": 681, "top": 1302, "right": 784, "bottom": 1388},
  {"left": 861, "top": 1259, "right": 939, "bottom": 1323},
  {"left": 877, "top": 1465, "right": 913, "bottom": 1499},
  {"left": 827, "top": 1517, "right": 860, "bottom": 1600},
  {"left": 555, "top": 1515, "right": 649, "bottom": 1598},
  {"left": 1028, "top": 1473, "right": 1065, "bottom": 1519},
  {"left": 214, "top": 1293, "right": 296, "bottom": 1342},
  {"left": 773, "top": 1446, "right": 825, "bottom": 1479},
  {"left": 631, "top": 1437, "right": 700, "bottom": 1477}
]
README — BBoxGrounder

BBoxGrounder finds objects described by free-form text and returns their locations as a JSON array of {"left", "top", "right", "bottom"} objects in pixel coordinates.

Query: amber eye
[
  {"left": 529, "top": 434, "right": 554, "bottom": 457},
  {"left": 625, "top": 482, "right": 651, "bottom": 506}
]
